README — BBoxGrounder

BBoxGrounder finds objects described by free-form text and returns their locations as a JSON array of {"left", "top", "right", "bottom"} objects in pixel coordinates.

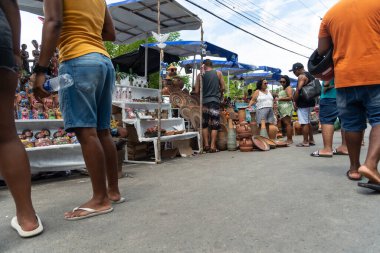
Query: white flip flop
[
  {"left": 11, "top": 215, "right": 44, "bottom": 238},
  {"left": 111, "top": 197, "right": 126, "bottom": 204},
  {"left": 64, "top": 206, "right": 114, "bottom": 221}
]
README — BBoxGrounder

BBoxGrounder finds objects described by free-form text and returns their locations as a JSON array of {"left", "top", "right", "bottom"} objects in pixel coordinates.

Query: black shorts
[
  {"left": 202, "top": 101, "right": 220, "bottom": 130},
  {"left": 0, "top": 9, "right": 17, "bottom": 72}
]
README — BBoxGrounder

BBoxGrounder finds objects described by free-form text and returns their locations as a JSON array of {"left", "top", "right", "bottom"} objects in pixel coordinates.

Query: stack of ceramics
[
  {"left": 227, "top": 119, "right": 237, "bottom": 151},
  {"left": 217, "top": 124, "right": 228, "bottom": 151},
  {"left": 236, "top": 121, "right": 253, "bottom": 152}
]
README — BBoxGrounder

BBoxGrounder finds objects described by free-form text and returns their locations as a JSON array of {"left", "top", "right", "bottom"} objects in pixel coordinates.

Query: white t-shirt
[{"left": 256, "top": 90, "right": 273, "bottom": 109}]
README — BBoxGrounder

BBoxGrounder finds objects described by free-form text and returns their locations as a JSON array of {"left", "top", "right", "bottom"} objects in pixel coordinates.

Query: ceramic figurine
[
  {"left": 20, "top": 44, "right": 30, "bottom": 74},
  {"left": 31, "top": 40, "right": 40, "bottom": 68},
  {"left": 47, "top": 109, "right": 56, "bottom": 119},
  {"left": 54, "top": 108, "right": 62, "bottom": 119},
  {"left": 21, "top": 108, "right": 29, "bottom": 120}
]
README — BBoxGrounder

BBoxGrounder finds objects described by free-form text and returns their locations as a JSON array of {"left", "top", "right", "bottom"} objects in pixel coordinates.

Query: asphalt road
[{"left": 1, "top": 131, "right": 379, "bottom": 253}]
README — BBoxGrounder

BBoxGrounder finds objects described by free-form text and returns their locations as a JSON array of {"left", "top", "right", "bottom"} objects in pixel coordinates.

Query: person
[
  {"left": 0, "top": 0, "right": 43, "bottom": 237},
  {"left": 291, "top": 63, "right": 316, "bottom": 147},
  {"left": 20, "top": 44, "right": 30, "bottom": 74},
  {"left": 317, "top": 0, "right": 380, "bottom": 189},
  {"left": 277, "top": 75, "right": 294, "bottom": 144},
  {"left": 194, "top": 59, "right": 225, "bottom": 153},
  {"left": 310, "top": 79, "right": 352, "bottom": 168},
  {"left": 244, "top": 89, "right": 253, "bottom": 103},
  {"left": 33, "top": 0, "right": 124, "bottom": 220},
  {"left": 31, "top": 39, "right": 40, "bottom": 69},
  {"left": 248, "top": 79, "right": 275, "bottom": 137}
]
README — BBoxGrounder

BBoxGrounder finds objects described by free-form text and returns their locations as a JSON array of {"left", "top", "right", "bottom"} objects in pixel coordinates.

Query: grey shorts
[
  {"left": 0, "top": 9, "right": 17, "bottom": 72},
  {"left": 256, "top": 107, "right": 275, "bottom": 124}
]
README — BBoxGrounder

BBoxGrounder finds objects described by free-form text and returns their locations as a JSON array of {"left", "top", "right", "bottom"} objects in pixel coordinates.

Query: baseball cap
[{"left": 289, "top": 62, "right": 304, "bottom": 72}]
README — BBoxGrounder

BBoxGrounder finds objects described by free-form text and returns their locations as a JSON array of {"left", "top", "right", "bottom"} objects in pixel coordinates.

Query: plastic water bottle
[{"left": 43, "top": 74, "right": 74, "bottom": 92}]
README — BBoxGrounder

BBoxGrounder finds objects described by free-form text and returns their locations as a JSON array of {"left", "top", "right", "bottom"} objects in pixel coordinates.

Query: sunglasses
[{"left": 279, "top": 81, "right": 286, "bottom": 84}]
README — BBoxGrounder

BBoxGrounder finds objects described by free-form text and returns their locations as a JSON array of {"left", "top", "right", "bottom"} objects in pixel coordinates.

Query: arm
[
  {"left": 193, "top": 74, "right": 200, "bottom": 94},
  {"left": 293, "top": 74, "right": 309, "bottom": 102},
  {"left": 33, "top": 0, "right": 63, "bottom": 100},
  {"left": 0, "top": 0, "right": 21, "bottom": 61},
  {"left": 217, "top": 71, "right": 225, "bottom": 98},
  {"left": 247, "top": 90, "right": 259, "bottom": 107},
  {"left": 318, "top": 37, "right": 332, "bottom": 56},
  {"left": 102, "top": 6, "right": 116, "bottom": 41}
]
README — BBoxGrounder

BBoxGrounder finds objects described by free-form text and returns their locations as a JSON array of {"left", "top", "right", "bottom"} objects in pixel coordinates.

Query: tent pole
[
  {"left": 145, "top": 34, "right": 148, "bottom": 80},
  {"left": 156, "top": 0, "right": 162, "bottom": 163},
  {"left": 192, "top": 54, "right": 196, "bottom": 89},
  {"left": 227, "top": 70, "right": 230, "bottom": 96},
  {"left": 199, "top": 22, "right": 204, "bottom": 153}
]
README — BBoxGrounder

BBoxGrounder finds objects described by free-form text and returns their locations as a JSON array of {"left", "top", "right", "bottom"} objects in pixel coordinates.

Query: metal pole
[
  {"left": 227, "top": 70, "right": 230, "bottom": 96},
  {"left": 191, "top": 54, "right": 196, "bottom": 88},
  {"left": 199, "top": 23, "right": 204, "bottom": 153},
  {"left": 156, "top": 0, "right": 162, "bottom": 163},
  {"left": 144, "top": 34, "right": 148, "bottom": 80}
]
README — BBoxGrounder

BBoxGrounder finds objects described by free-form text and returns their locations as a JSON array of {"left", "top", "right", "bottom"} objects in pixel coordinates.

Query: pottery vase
[
  {"left": 236, "top": 121, "right": 252, "bottom": 139},
  {"left": 217, "top": 130, "right": 228, "bottom": 151},
  {"left": 238, "top": 107, "right": 246, "bottom": 123},
  {"left": 239, "top": 138, "right": 253, "bottom": 152},
  {"left": 268, "top": 124, "right": 278, "bottom": 140},
  {"left": 227, "top": 128, "right": 237, "bottom": 151}
]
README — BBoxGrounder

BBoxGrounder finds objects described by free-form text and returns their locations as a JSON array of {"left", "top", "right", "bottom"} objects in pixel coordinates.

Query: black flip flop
[
  {"left": 346, "top": 170, "right": 362, "bottom": 181},
  {"left": 296, "top": 143, "right": 310, "bottom": 147},
  {"left": 310, "top": 150, "right": 333, "bottom": 158},
  {"left": 309, "top": 142, "right": 316, "bottom": 146},
  {"left": 358, "top": 181, "right": 380, "bottom": 192}
]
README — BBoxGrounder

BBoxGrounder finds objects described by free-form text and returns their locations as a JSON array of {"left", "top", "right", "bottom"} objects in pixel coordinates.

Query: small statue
[
  {"left": 19, "top": 91, "right": 30, "bottom": 108},
  {"left": 31, "top": 40, "right": 40, "bottom": 68},
  {"left": 20, "top": 44, "right": 30, "bottom": 74},
  {"left": 54, "top": 108, "right": 62, "bottom": 119},
  {"left": 21, "top": 108, "right": 29, "bottom": 120},
  {"left": 47, "top": 109, "right": 56, "bottom": 119}
]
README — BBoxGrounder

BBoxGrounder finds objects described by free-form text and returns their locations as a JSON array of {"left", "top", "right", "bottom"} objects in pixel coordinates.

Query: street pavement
[{"left": 1, "top": 130, "right": 379, "bottom": 253}]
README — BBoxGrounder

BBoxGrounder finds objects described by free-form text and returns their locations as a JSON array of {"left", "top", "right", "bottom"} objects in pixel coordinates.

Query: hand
[{"left": 32, "top": 73, "right": 50, "bottom": 101}]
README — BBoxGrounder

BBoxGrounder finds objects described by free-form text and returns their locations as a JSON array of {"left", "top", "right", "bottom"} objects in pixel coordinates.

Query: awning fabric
[
  {"left": 112, "top": 46, "right": 179, "bottom": 76},
  {"left": 178, "top": 59, "right": 255, "bottom": 75},
  {"left": 18, "top": 0, "right": 202, "bottom": 44},
  {"left": 143, "top": 41, "right": 238, "bottom": 63}
]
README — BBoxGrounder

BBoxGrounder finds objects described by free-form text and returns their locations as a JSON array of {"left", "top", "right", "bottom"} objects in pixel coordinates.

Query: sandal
[
  {"left": 209, "top": 148, "right": 220, "bottom": 153},
  {"left": 310, "top": 150, "right": 333, "bottom": 158},
  {"left": 296, "top": 143, "right": 310, "bottom": 147},
  {"left": 346, "top": 170, "right": 362, "bottom": 181},
  {"left": 203, "top": 146, "right": 210, "bottom": 153}
]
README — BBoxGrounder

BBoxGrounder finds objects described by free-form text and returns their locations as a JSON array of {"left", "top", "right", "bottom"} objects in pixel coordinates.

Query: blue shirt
[{"left": 321, "top": 79, "right": 336, "bottom": 99}]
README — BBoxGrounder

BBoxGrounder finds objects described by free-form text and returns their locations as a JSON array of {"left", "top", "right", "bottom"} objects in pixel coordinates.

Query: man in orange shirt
[
  {"left": 318, "top": 0, "right": 380, "bottom": 189},
  {"left": 33, "top": 0, "right": 124, "bottom": 219}
]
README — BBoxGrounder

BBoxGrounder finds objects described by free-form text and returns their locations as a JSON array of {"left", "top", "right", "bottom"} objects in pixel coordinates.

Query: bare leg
[
  {"left": 97, "top": 129, "right": 121, "bottom": 202},
  {"left": 359, "top": 125, "right": 380, "bottom": 182},
  {"left": 335, "top": 129, "right": 348, "bottom": 154},
  {"left": 0, "top": 69, "right": 38, "bottom": 231},
  {"left": 64, "top": 128, "right": 111, "bottom": 219},
  {"left": 282, "top": 116, "right": 293, "bottom": 144},
  {"left": 345, "top": 131, "right": 362, "bottom": 180},
  {"left": 210, "top": 129, "right": 218, "bottom": 150},
  {"left": 301, "top": 124, "right": 310, "bottom": 145},
  {"left": 202, "top": 127, "right": 210, "bottom": 149},
  {"left": 308, "top": 123, "right": 315, "bottom": 145},
  {"left": 317, "top": 124, "right": 334, "bottom": 155}
]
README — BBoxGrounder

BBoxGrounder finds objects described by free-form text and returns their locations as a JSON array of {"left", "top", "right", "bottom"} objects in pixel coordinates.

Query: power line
[
  {"left": 213, "top": 0, "right": 314, "bottom": 50},
  {"left": 297, "top": 0, "right": 322, "bottom": 20},
  {"left": 184, "top": 0, "right": 309, "bottom": 58},
  {"left": 318, "top": 0, "right": 329, "bottom": 9}
]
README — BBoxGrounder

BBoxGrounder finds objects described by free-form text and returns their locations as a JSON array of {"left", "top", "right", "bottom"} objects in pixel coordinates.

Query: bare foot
[
  {"left": 64, "top": 198, "right": 111, "bottom": 219},
  {"left": 108, "top": 189, "right": 122, "bottom": 202},
  {"left": 286, "top": 140, "right": 293, "bottom": 144},
  {"left": 358, "top": 165, "right": 380, "bottom": 183}
]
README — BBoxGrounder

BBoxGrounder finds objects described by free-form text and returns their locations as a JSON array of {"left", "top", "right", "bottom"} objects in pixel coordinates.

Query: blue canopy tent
[
  {"left": 19, "top": 0, "right": 202, "bottom": 45},
  {"left": 179, "top": 59, "right": 237, "bottom": 69},
  {"left": 143, "top": 41, "right": 238, "bottom": 63}
]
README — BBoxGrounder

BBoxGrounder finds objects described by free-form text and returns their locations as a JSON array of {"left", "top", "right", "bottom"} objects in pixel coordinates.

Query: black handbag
[{"left": 300, "top": 79, "right": 321, "bottom": 101}]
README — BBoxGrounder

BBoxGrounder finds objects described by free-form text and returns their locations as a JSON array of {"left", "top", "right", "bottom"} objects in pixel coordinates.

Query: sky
[{"left": 19, "top": 0, "right": 339, "bottom": 79}]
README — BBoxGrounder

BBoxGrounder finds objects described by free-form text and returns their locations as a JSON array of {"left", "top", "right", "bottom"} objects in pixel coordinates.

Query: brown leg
[
  {"left": 345, "top": 131, "right": 362, "bottom": 180},
  {"left": 335, "top": 129, "right": 348, "bottom": 154},
  {"left": 210, "top": 129, "right": 218, "bottom": 150},
  {"left": 0, "top": 69, "right": 39, "bottom": 231},
  {"left": 97, "top": 129, "right": 121, "bottom": 202},
  {"left": 308, "top": 123, "right": 315, "bottom": 144},
  {"left": 319, "top": 124, "right": 334, "bottom": 154},
  {"left": 359, "top": 125, "right": 380, "bottom": 182},
  {"left": 64, "top": 128, "right": 111, "bottom": 219},
  {"left": 202, "top": 127, "right": 210, "bottom": 150},
  {"left": 301, "top": 124, "right": 310, "bottom": 144},
  {"left": 282, "top": 116, "right": 293, "bottom": 143}
]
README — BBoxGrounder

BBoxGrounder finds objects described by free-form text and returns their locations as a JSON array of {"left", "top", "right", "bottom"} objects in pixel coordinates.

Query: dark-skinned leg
[
  {"left": 345, "top": 131, "right": 362, "bottom": 180},
  {"left": 97, "top": 129, "right": 121, "bottom": 202},
  {"left": 359, "top": 125, "right": 380, "bottom": 182},
  {"left": 302, "top": 124, "right": 309, "bottom": 145},
  {"left": 64, "top": 128, "right": 111, "bottom": 219},
  {"left": 318, "top": 124, "right": 334, "bottom": 155},
  {"left": 202, "top": 128, "right": 210, "bottom": 150},
  {"left": 336, "top": 129, "right": 348, "bottom": 154},
  {"left": 210, "top": 129, "right": 218, "bottom": 150},
  {"left": 283, "top": 116, "right": 293, "bottom": 144},
  {"left": 0, "top": 69, "right": 38, "bottom": 231},
  {"left": 309, "top": 123, "right": 315, "bottom": 145}
]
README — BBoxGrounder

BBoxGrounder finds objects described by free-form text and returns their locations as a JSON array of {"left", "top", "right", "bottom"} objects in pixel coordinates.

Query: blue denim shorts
[
  {"left": 0, "top": 9, "right": 17, "bottom": 72},
  {"left": 319, "top": 98, "right": 338, "bottom": 125},
  {"left": 336, "top": 85, "right": 380, "bottom": 132},
  {"left": 59, "top": 53, "right": 115, "bottom": 132}
]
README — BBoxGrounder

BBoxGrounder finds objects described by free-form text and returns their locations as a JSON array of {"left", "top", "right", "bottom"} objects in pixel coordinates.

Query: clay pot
[
  {"left": 162, "top": 86, "right": 170, "bottom": 96},
  {"left": 256, "top": 135, "right": 277, "bottom": 149},
  {"left": 294, "top": 121, "right": 302, "bottom": 135},
  {"left": 172, "top": 77, "right": 184, "bottom": 89},
  {"left": 217, "top": 130, "right": 228, "bottom": 151},
  {"left": 236, "top": 121, "right": 252, "bottom": 139},
  {"left": 252, "top": 136, "right": 270, "bottom": 151},
  {"left": 239, "top": 138, "right": 253, "bottom": 152},
  {"left": 238, "top": 107, "right": 246, "bottom": 122},
  {"left": 250, "top": 121, "right": 259, "bottom": 136},
  {"left": 227, "top": 128, "right": 237, "bottom": 151},
  {"left": 268, "top": 124, "right": 278, "bottom": 140}
]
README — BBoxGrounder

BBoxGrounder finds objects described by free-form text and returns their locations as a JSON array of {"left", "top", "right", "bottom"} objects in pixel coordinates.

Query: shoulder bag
[{"left": 300, "top": 79, "right": 321, "bottom": 101}]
